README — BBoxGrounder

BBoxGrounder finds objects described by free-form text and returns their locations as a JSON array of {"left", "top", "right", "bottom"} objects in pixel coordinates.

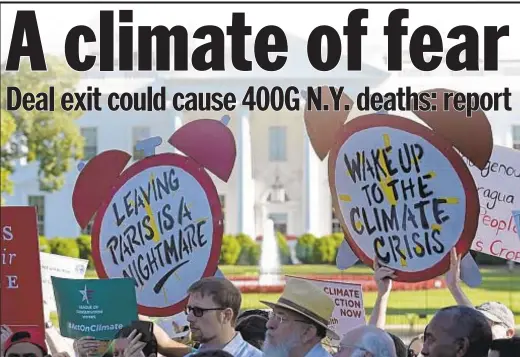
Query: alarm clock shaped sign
[
  {"left": 72, "top": 117, "right": 236, "bottom": 316},
  {"left": 305, "top": 87, "right": 494, "bottom": 283}
]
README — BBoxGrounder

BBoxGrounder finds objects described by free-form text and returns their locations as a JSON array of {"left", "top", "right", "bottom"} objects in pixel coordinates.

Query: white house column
[
  {"left": 236, "top": 107, "right": 256, "bottom": 237},
  {"left": 303, "top": 125, "right": 321, "bottom": 235}
]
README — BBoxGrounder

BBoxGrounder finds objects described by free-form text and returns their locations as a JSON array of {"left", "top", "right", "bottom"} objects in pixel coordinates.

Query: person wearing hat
[
  {"left": 261, "top": 278, "right": 338, "bottom": 357},
  {"left": 2, "top": 328, "right": 48, "bottom": 357},
  {"left": 475, "top": 302, "right": 516, "bottom": 339},
  {"left": 445, "top": 249, "right": 516, "bottom": 339}
]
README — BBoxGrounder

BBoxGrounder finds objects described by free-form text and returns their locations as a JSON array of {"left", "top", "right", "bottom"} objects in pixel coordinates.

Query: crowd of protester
[{"left": 1, "top": 248, "right": 518, "bottom": 357}]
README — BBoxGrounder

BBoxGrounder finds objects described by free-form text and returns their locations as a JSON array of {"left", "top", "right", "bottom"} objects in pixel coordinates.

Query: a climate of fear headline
[{"left": 4, "top": 9, "right": 514, "bottom": 115}]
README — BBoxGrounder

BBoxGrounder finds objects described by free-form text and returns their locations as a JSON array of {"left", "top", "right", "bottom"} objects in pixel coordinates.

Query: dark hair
[
  {"left": 237, "top": 309, "right": 269, "bottom": 322},
  {"left": 436, "top": 306, "right": 492, "bottom": 357},
  {"left": 10, "top": 332, "right": 31, "bottom": 343},
  {"left": 115, "top": 325, "right": 157, "bottom": 357},
  {"left": 387, "top": 332, "right": 407, "bottom": 357},
  {"left": 8, "top": 331, "right": 47, "bottom": 356},
  {"left": 190, "top": 349, "right": 234, "bottom": 357},
  {"left": 188, "top": 277, "right": 242, "bottom": 324},
  {"left": 490, "top": 337, "right": 520, "bottom": 357},
  {"left": 235, "top": 315, "right": 268, "bottom": 349}
]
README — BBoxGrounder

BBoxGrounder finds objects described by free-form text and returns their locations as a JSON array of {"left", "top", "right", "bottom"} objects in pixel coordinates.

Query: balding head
[
  {"left": 336, "top": 325, "right": 397, "bottom": 357},
  {"left": 421, "top": 305, "right": 492, "bottom": 357}
]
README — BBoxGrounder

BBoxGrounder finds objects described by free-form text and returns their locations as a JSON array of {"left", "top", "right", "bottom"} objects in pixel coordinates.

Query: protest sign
[
  {"left": 514, "top": 211, "right": 520, "bottom": 239},
  {"left": 287, "top": 276, "right": 365, "bottom": 340},
  {"left": 328, "top": 116, "right": 478, "bottom": 282},
  {"left": 463, "top": 145, "right": 520, "bottom": 262},
  {"left": 154, "top": 313, "right": 190, "bottom": 341},
  {"left": 40, "top": 252, "right": 89, "bottom": 311},
  {"left": 52, "top": 277, "right": 138, "bottom": 340},
  {"left": 72, "top": 118, "right": 236, "bottom": 316},
  {"left": 0, "top": 206, "right": 45, "bottom": 339}
]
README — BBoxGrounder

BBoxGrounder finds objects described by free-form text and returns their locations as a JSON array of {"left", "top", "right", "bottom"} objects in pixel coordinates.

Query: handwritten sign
[
  {"left": 288, "top": 276, "right": 365, "bottom": 341},
  {"left": 40, "top": 252, "right": 89, "bottom": 312},
  {"left": 462, "top": 145, "right": 520, "bottom": 262},
  {"left": 329, "top": 116, "right": 478, "bottom": 282},
  {"left": 0, "top": 207, "right": 45, "bottom": 338},
  {"left": 91, "top": 154, "right": 223, "bottom": 316},
  {"left": 514, "top": 211, "right": 520, "bottom": 239}
]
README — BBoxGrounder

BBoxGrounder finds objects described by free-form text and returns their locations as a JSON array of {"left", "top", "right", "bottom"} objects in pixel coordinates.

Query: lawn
[{"left": 82, "top": 264, "right": 520, "bottom": 327}]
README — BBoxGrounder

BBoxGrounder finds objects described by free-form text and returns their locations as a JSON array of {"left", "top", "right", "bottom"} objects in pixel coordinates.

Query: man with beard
[
  {"left": 184, "top": 277, "right": 262, "bottom": 357},
  {"left": 261, "top": 278, "right": 338, "bottom": 357}
]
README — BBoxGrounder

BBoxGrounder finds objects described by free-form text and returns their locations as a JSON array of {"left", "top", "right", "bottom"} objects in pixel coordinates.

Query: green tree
[
  {"left": 235, "top": 234, "right": 260, "bottom": 265},
  {"left": 0, "top": 55, "right": 85, "bottom": 196},
  {"left": 276, "top": 232, "right": 293, "bottom": 265},
  {"left": 295, "top": 234, "right": 317, "bottom": 264},
  {"left": 219, "top": 235, "right": 241, "bottom": 265},
  {"left": 313, "top": 236, "right": 337, "bottom": 264},
  {"left": 0, "top": 109, "right": 16, "bottom": 203}
]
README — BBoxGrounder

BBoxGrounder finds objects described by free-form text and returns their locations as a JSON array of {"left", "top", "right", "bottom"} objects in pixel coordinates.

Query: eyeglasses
[
  {"left": 268, "top": 311, "right": 308, "bottom": 325},
  {"left": 185, "top": 305, "right": 226, "bottom": 317}
]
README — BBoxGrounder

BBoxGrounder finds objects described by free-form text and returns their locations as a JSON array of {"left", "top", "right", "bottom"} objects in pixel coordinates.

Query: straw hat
[{"left": 260, "top": 278, "right": 339, "bottom": 340}]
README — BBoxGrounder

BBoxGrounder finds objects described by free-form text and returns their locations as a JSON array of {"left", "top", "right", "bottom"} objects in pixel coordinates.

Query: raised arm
[
  {"left": 368, "top": 259, "right": 396, "bottom": 329},
  {"left": 444, "top": 248, "right": 474, "bottom": 308}
]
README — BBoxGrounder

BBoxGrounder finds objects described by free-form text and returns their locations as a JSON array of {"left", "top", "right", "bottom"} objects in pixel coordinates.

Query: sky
[{"left": 1, "top": 2, "right": 519, "bottom": 69}]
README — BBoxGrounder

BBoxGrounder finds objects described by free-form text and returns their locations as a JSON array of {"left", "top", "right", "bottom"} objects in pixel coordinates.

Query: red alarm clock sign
[
  {"left": 73, "top": 117, "right": 236, "bottom": 316},
  {"left": 304, "top": 87, "right": 494, "bottom": 283},
  {"left": 329, "top": 115, "right": 478, "bottom": 282}
]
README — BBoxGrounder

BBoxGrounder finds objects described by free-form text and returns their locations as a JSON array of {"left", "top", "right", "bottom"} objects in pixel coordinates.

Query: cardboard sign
[
  {"left": 288, "top": 276, "right": 365, "bottom": 341},
  {"left": 463, "top": 146, "right": 520, "bottom": 262},
  {"left": 52, "top": 277, "right": 138, "bottom": 340},
  {"left": 514, "top": 211, "right": 520, "bottom": 239},
  {"left": 91, "top": 155, "right": 223, "bottom": 317},
  {"left": 40, "top": 252, "right": 89, "bottom": 311},
  {"left": 0, "top": 207, "right": 45, "bottom": 339},
  {"left": 154, "top": 313, "right": 190, "bottom": 340},
  {"left": 72, "top": 118, "right": 236, "bottom": 317},
  {"left": 328, "top": 116, "right": 478, "bottom": 282}
]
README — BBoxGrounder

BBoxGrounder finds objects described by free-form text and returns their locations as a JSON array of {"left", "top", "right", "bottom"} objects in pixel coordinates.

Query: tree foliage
[{"left": 1, "top": 55, "right": 85, "bottom": 194}]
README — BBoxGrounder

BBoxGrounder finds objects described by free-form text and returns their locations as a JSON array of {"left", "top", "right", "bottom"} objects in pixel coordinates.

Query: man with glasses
[
  {"left": 261, "top": 278, "right": 339, "bottom": 357},
  {"left": 184, "top": 277, "right": 262, "bottom": 357},
  {"left": 333, "top": 325, "right": 396, "bottom": 357}
]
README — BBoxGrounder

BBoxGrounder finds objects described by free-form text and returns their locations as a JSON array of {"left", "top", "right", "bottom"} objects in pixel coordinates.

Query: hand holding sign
[
  {"left": 73, "top": 337, "right": 103, "bottom": 357},
  {"left": 373, "top": 259, "right": 396, "bottom": 296},
  {"left": 122, "top": 330, "right": 146, "bottom": 357},
  {"left": 444, "top": 248, "right": 462, "bottom": 289}
]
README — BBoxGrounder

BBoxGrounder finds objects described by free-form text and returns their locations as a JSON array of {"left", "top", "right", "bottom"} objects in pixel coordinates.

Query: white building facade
[{"left": 5, "top": 47, "right": 520, "bottom": 240}]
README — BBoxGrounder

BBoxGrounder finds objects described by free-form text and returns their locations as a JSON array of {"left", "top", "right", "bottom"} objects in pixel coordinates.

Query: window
[
  {"left": 219, "top": 195, "right": 225, "bottom": 231},
  {"left": 332, "top": 208, "right": 343, "bottom": 233},
  {"left": 132, "top": 127, "right": 151, "bottom": 160},
  {"left": 268, "top": 213, "right": 288, "bottom": 235},
  {"left": 28, "top": 195, "right": 45, "bottom": 235},
  {"left": 513, "top": 125, "right": 520, "bottom": 150},
  {"left": 81, "top": 127, "right": 98, "bottom": 160},
  {"left": 268, "top": 126, "right": 287, "bottom": 161}
]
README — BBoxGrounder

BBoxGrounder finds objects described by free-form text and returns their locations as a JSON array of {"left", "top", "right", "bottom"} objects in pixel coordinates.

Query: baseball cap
[
  {"left": 476, "top": 302, "right": 515, "bottom": 329},
  {"left": 3, "top": 328, "right": 48, "bottom": 355}
]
